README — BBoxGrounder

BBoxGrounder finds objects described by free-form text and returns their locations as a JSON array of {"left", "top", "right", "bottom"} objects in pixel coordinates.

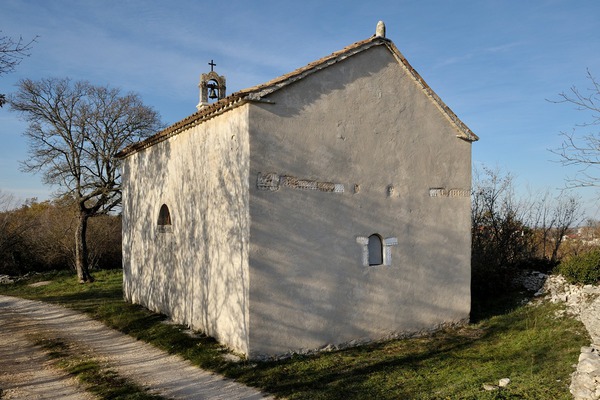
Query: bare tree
[
  {"left": 9, "top": 78, "right": 163, "bottom": 282},
  {"left": 529, "top": 191, "right": 582, "bottom": 262},
  {"left": 551, "top": 70, "right": 600, "bottom": 188},
  {"left": 548, "top": 195, "right": 582, "bottom": 261},
  {"left": 0, "top": 32, "right": 37, "bottom": 107},
  {"left": 471, "top": 167, "right": 532, "bottom": 265},
  {"left": 471, "top": 167, "right": 536, "bottom": 295}
]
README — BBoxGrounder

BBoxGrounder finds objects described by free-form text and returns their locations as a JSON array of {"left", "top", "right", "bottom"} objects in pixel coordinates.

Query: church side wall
[
  {"left": 247, "top": 46, "right": 472, "bottom": 357},
  {"left": 122, "top": 105, "right": 250, "bottom": 354}
]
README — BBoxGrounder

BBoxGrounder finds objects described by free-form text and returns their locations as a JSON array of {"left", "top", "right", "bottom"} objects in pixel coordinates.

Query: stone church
[{"left": 117, "top": 22, "right": 478, "bottom": 359}]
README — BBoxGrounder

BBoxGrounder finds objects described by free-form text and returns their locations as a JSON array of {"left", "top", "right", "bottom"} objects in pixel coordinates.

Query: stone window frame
[
  {"left": 157, "top": 204, "right": 173, "bottom": 233},
  {"left": 356, "top": 235, "right": 398, "bottom": 267}
]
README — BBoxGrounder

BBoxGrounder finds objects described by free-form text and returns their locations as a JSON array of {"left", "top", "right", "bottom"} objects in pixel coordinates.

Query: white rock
[
  {"left": 579, "top": 358, "right": 600, "bottom": 374},
  {"left": 498, "top": 378, "right": 510, "bottom": 387},
  {"left": 583, "top": 285, "right": 598, "bottom": 295},
  {"left": 582, "top": 346, "right": 596, "bottom": 353},
  {"left": 574, "top": 372, "right": 596, "bottom": 390},
  {"left": 579, "top": 352, "right": 600, "bottom": 362},
  {"left": 322, "top": 344, "right": 336, "bottom": 352},
  {"left": 539, "top": 276, "right": 600, "bottom": 399},
  {"left": 561, "top": 294, "right": 569, "bottom": 302},
  {"left": 571, "top": 385, "right": 593, "bottom": 399}
]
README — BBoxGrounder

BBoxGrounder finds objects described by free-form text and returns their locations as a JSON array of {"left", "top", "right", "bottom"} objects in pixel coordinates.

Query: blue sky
[{"left": 1, "top": 1, "right": 600, "bottom": 217}]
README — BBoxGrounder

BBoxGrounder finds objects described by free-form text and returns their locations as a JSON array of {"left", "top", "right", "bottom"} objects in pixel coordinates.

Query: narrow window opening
[
  {"left": 357, "top": 235, "right": 397, "bottom": 267},
  {"left": 157, "top": 204, "right": 172, "bottom": 232},
  {"left": 368, "top": 234, "right": 383, "bottom": 266}
]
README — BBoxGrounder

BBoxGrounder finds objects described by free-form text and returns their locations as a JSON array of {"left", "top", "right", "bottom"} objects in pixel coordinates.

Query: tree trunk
[
  {"left": 75, "top": 211, "right": 94, "bottom": 283},
  {"left": 550, "top": 235, "right": 563, "bottom": 264}
]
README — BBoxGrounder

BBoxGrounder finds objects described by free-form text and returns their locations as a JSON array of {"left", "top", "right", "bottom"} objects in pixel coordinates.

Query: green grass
[{"left": 0, "top": 269, "right": 590, "bottom": 399}]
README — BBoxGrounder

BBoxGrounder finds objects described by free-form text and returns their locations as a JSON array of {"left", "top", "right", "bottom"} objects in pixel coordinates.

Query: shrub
[
  {"left": 0, "top": 197, "right": 122, "bottom": 275},
  {"left": 556, "top": 249, "right": 600, "bottom": 285}
]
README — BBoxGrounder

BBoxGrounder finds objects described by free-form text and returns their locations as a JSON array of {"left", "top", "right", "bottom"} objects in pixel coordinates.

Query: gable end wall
[{"left": 247, "top": 45, "right": 472, "bottom": 357}]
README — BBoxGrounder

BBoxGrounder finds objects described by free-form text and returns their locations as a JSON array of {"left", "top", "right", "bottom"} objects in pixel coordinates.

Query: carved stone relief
[
  {"left": 257, "top": 172, "right": 345, "bottom": 193},
  {"left": 429, "top": 188, "right": 469, "bottom": 197}
]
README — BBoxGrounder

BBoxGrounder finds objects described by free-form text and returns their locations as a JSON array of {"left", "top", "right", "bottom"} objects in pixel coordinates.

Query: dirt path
[
  {"left": 0, "top": 307, "right": 95, "bottom": 400},
  {"left": 0, "top": 295, "right": 273, "bottom": 400}
]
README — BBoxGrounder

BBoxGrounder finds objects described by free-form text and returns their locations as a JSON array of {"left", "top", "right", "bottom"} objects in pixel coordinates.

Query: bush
[
  {"left": 0, "top": 197, "right": 122, "bottom": 275},
  {"left": 556, "top": 250, "right": 600, "bottom": 285},
  {"left": 514, "top": 257, "right": 558, "bottom": 274}
]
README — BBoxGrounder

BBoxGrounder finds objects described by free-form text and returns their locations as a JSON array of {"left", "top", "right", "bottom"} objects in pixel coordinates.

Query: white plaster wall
[
  {"left": 122, "top": 106, "right": 250, "bottom": 354},
  {"left": 247, "top": 45, "right": 472, "bottom": 357}
]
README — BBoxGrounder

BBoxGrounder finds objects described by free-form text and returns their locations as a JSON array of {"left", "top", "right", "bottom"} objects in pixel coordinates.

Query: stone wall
[{"left": 535, "top": 274, "right": 600, "bottom": 400}]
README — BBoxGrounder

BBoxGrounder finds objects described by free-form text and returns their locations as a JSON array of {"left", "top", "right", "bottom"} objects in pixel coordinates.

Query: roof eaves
[
  {"left": 115, "top": 94, "right": 248, "bottom": 158},
  {"left": 116, "top": 35, "right": 478, "bottom": 158},
  {"left": 116, "top": 37, "right": 389, "bottom": 159}
]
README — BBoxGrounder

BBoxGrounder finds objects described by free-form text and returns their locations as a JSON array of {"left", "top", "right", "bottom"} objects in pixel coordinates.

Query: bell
[{"left": 208, "top": 87, "right": 218, "bottom": 99}]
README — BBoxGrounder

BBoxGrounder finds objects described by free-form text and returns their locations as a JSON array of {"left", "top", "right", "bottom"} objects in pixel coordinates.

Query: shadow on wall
[
  {"left": 248, "top": 186, "right": 470, "bottom": 355},
  {"left": 123, "top": 118, "right": 250, "bottom": 353},
  {"left": 122, "top": 137, "right": 172, "bottom": 313},
  {"left": 184, "top": 122, "right": 249, "bottom": 350},
  {"left": 246, "top": 49, "right": 471, "bottom": 355}
]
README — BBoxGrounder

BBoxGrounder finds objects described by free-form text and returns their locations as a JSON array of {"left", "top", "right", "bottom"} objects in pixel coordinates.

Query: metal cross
[{"left": 208, "top": 59, "right": 216, "bottom": 72}]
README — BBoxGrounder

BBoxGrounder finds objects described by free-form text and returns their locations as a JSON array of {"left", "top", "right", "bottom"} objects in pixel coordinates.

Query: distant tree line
[
  {"left": 471, "top": 166, "right": 584, "bottom": 299},
  {"left": 0, "top": 193, "right": 121, "bottom": 276}
]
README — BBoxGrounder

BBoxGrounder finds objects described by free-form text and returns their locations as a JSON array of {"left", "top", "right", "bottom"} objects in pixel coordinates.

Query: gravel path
[{"left": 0, "top": 295, "right": 273, "bottom": 400}]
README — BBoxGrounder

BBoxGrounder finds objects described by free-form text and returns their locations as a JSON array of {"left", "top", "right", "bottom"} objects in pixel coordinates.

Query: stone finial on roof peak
[{"left": 376, "top": 21, "right": 386, "bottom": 38}]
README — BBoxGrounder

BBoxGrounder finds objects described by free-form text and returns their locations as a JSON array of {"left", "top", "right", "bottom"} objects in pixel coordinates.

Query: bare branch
[
  {"left": 0, "top": 32, "right": 37, "bottom": 107},
  {"left": 0, "top": 32, "right": 38, "bottom": 76},
  {"left": 550, "top": 70, "right": 600, "bottom": 189}
]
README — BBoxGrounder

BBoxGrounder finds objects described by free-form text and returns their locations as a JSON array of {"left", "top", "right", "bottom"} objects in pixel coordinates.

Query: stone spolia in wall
[
  {"left": 429, "top": 188, "right": 469, "bottom": 197},
  {"left": 257, "top": 172, "right": 345, "bottom": 193},
  {"left": 256, "top": 172, "right": 470, "bottom": 197},
  {"left": 258, "top": 173, "right": 469, "bottom": 198}
]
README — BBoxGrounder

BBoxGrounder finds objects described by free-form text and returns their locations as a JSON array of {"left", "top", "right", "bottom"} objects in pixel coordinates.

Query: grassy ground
[{"left": 0, "top": 269, "right": 590, "bottom": 399}]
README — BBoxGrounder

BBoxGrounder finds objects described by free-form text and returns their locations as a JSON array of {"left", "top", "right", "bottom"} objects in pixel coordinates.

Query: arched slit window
[
  {"left": 368, "top": 234, "right": 383, "bottom": 266},
  {"left": 356, "top": 235, "right": 397, "bottom": 267},
  {"left": 157, "top": 204, "right": 172, "bottom": 232}
]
